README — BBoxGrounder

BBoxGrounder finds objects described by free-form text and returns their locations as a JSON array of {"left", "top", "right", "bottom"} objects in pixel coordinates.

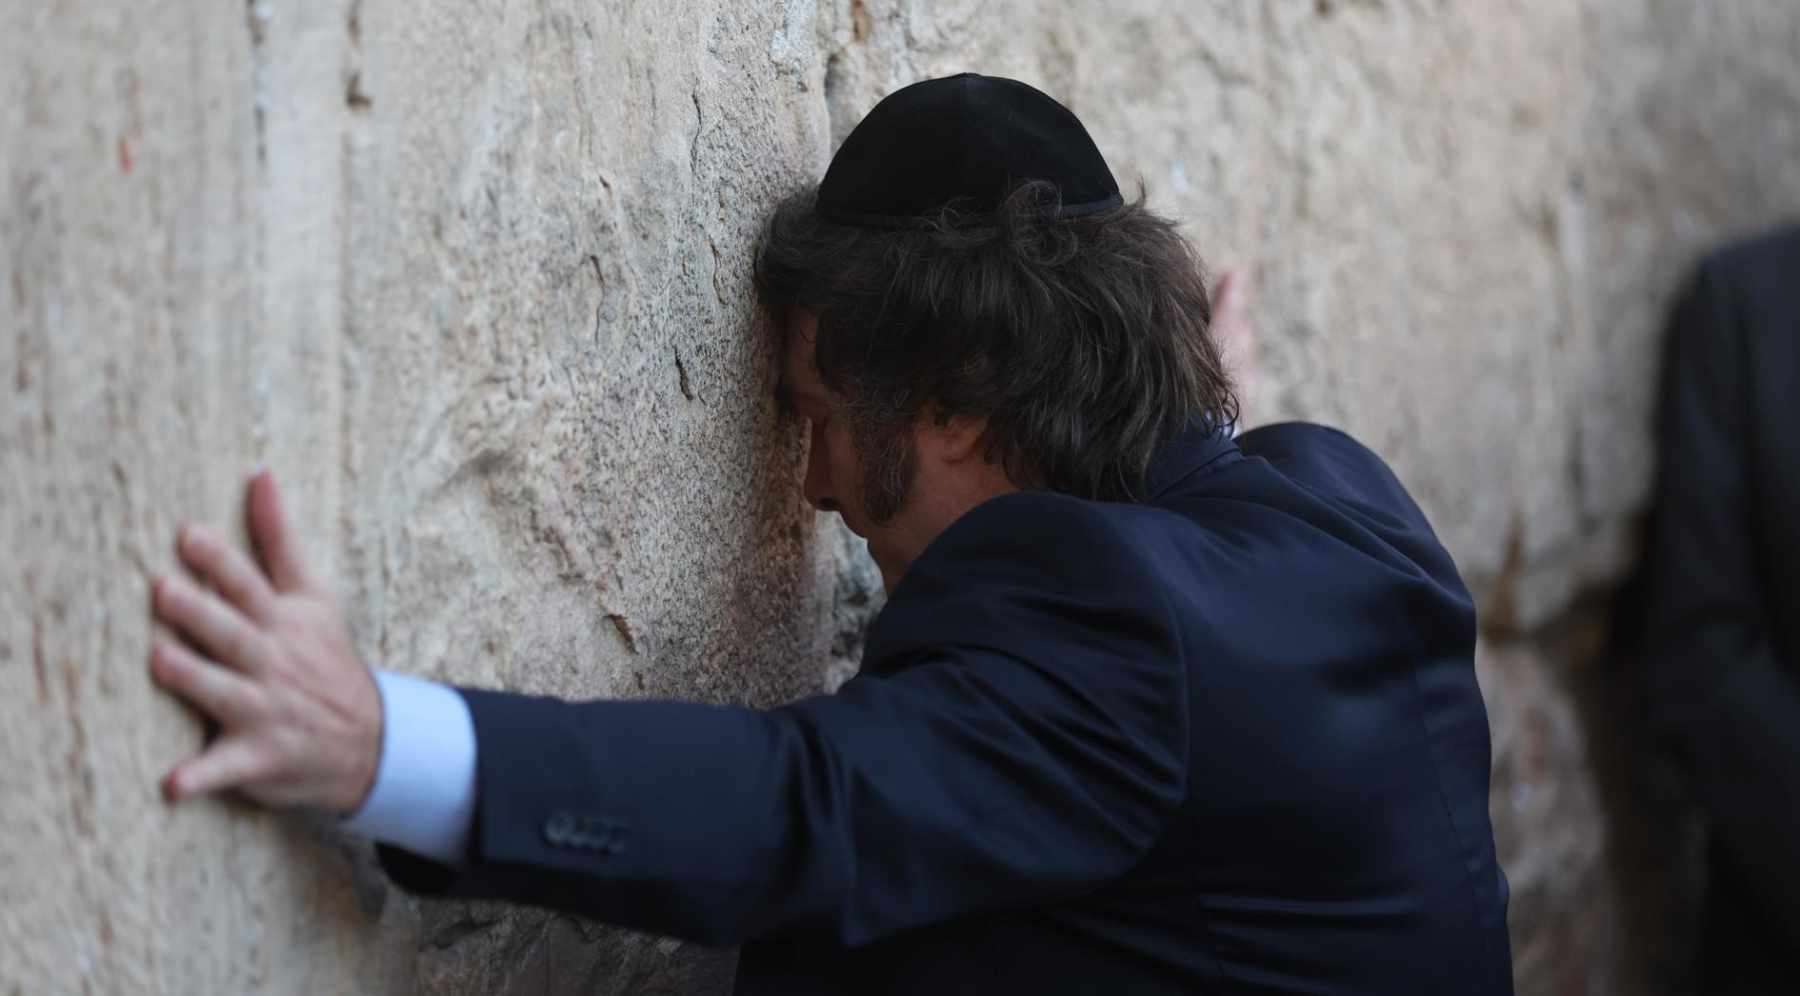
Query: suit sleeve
[
  {"left": 377, "top": 493, "right": 1188, "bottom": 948},
  {"left": 1639, "top": 258, "right": 1800, "bottom": 944}
]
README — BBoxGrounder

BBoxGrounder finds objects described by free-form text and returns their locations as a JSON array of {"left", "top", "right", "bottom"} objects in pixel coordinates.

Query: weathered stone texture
[{"left": 4, "top": 1, "right": 1797, "bottom": 993}]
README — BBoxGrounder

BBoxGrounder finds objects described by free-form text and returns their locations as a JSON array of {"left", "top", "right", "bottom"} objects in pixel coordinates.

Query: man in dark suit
[
  {"left": 146, "top": 75, "right": 1513, "bottom": 993},
  {"left": 1637, "top": 224, "right": 1800, "bottom": 994}
]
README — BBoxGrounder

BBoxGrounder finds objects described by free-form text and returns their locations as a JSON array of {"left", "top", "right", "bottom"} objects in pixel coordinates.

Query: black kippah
[{"left": 815, "top": 73, "right": 1123, "bottom": 229}]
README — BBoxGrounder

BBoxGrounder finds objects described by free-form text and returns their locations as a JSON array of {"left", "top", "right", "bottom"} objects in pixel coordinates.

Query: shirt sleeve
[{"left": 338, "top": 669, "right": 479, "bottom": 865}]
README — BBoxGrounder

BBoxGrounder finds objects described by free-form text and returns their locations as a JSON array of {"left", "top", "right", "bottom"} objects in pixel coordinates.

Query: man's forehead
[{"left": 777, "top": 311, "right": 823, "bottom": 394}]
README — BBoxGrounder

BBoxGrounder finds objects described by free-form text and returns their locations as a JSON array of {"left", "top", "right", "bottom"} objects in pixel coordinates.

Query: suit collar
[{"left": 1142, "top": 418, "right": 1240, "bottom": 501}]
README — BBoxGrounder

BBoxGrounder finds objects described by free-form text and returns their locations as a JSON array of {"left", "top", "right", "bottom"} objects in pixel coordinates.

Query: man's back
[
  {"left": 1637, "top": 224, "right": 1800, "bottom": 990},
  {"left": 735, "top": 421, "right": 1512, "bottom": 994}
]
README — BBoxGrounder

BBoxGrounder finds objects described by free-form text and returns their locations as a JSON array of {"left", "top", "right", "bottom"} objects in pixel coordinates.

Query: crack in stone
[
  {"left": 345, "top": 72, "right": 372, "bottom": 111},
  {"left": 586, "top": 254, "right": 605, "bottom": 344},
  {"left": 245, "top": 1, "right": 270, "bottom": 166},
  {"left": 689, "top": 92, "right": 704, "bottom": 176},
  {"left": 674, "top": 345, "right": 696, "bottom": 401},
  {"left": 851, "top": 0, "right": 872, "bottom": 42},
  {"left": 608, "top": 613, "right": 640, "bottom": 654}
]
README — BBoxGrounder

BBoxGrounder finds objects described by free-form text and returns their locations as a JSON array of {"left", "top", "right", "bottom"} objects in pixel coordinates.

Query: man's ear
[{"left": 921, "top": 405, "right": 990, "bottom": 464}]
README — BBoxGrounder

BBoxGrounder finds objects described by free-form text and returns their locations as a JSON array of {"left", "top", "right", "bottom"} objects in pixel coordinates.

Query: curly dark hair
[{"left": 754, "top": 180, "right": 1237, "bottom": 505}]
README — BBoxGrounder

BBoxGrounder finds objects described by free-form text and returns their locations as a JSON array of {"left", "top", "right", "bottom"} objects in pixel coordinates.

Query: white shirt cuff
[{"left": 339, "top": 669, "right": 478, "bottom": 865}]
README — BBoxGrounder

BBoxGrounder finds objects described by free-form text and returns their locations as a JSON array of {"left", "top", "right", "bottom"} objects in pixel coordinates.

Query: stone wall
[{"left": 4, "top": 1, "right": 1797, "bottom": 993}]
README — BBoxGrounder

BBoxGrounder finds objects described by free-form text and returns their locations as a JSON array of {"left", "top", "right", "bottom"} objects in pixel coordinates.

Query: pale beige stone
[{"left": 5, "top": 1, "right": 1797, "bottom": 992}]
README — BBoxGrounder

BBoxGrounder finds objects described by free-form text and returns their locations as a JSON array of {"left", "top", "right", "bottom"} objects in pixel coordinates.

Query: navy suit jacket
[{"left": 379, "top": 421, "right": 1513, "bottom": 994}]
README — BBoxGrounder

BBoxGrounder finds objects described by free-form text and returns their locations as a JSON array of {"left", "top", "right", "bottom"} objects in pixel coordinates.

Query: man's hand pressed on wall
[{"left": 149, "top": 469, "right": 381, "bottom": 814}]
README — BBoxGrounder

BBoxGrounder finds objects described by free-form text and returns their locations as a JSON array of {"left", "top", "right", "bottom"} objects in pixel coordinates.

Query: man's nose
[{"left": 802, "top": 423, "right": 840, "bottom": 514}]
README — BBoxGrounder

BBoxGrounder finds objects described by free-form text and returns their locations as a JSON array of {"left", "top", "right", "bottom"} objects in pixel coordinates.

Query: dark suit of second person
[{"left": 1638, "top": 224, "right": 1800, "bottom": 993}]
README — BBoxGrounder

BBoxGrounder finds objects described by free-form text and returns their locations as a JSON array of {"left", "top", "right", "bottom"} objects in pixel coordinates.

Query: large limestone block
[{"left": 3, "top": 1, "right": 871, "bottom": 992}]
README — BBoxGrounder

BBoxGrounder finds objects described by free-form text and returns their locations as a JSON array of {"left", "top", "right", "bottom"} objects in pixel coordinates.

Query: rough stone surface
[
  {"left": 1480, "top": 617, "right": 1710, "bottom": 996},
  {"left": 4, "top": 1, "right": 1797, "bottom": 993}
]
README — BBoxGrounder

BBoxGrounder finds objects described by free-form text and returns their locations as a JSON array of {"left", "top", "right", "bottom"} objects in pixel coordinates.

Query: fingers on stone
[
  {"left": 1212, "top": 268, "right": 1249, "bottom": 325},
  {"left": 177, "top": 524, "right": 276, "bottom": 621},
  {"left": 246, "top": 470, "right": 316, "bottom": 594},
  {"left": 151, "top": 574, "right": 269, "bottom": 674},
  {"left": 151, "top": 640, "right": 264, "bottom": 725},
  {"left": 165, "top": 737, "right": 268, "bottom": 803},
  {"left": 1212, "top": 269, "right": 1238, "bottom": 307}
]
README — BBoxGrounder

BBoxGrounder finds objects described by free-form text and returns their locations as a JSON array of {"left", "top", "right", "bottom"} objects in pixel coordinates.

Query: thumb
[{"left": 247, "top": 468, "right": 317, "bottom": 593}]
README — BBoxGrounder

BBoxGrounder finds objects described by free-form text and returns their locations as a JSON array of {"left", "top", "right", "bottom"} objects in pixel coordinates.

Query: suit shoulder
[
  {"left": 913, "top": 489, "right": 1162, "bottom": 587},
  {"left": 1235, "top": 421, "right": 1408, "bottom": 495},
  {"left": 1687, "top": 222, "right": 1800, "bottom": 342},
  {"left": 880, "top": 491, "right": 1181, "bottom": 639},
  {"left": 867, "top": 489, "right": 1184, "bottom": 673},
  {"left": 1234, "top": 420, "right": 1380, "bottom": 465},
  {"left": 1703, "top": 220, "right": 1800, "bottom": 285},
  {"left": 1228, "top": 421, "right": 1445, "bottom": 548}
]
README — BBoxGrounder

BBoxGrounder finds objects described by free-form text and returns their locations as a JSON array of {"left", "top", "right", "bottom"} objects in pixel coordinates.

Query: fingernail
[{"left": 252, "top": 463, "right": 268, "bottom": 481}]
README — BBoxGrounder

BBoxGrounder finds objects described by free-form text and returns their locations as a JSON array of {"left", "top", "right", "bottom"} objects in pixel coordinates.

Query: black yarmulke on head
[{"left": 815, "top": 73, "right": 1123, "bottom": 229}]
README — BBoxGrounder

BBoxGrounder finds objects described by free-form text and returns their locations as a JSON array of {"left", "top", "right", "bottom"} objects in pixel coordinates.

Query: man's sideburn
[{"left": 850, "top": 415, "right": 919, "bottom": 525}]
